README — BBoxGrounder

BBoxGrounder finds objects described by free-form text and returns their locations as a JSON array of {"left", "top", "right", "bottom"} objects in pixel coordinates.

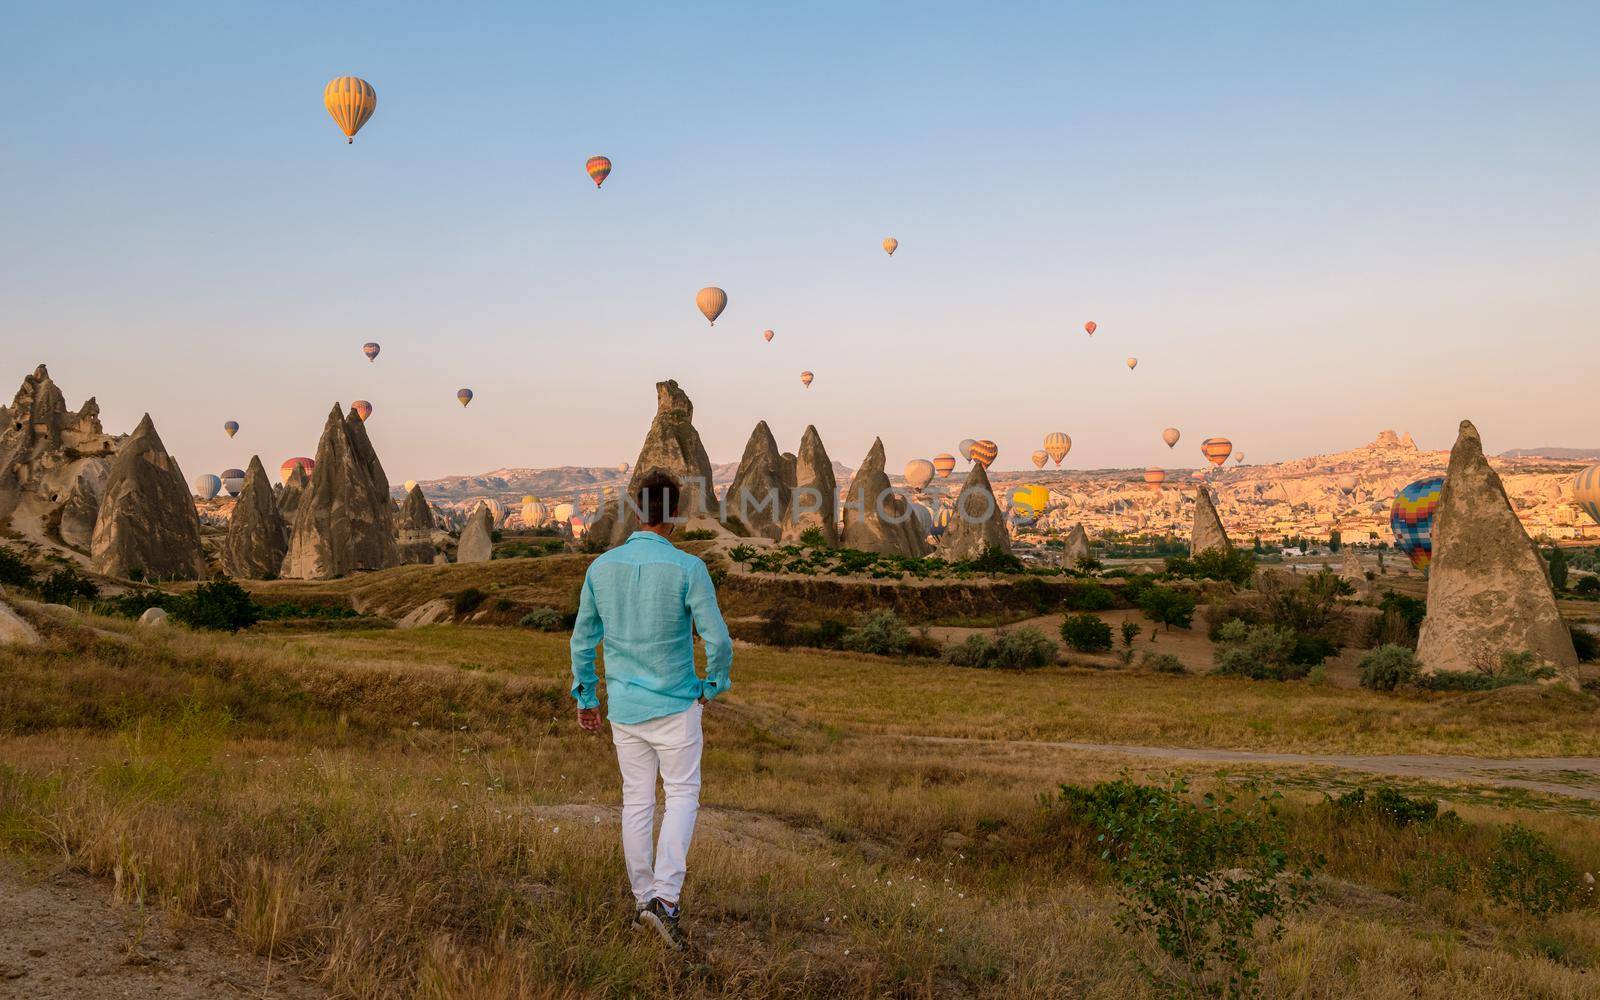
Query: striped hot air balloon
[
  {"left": 969, "top": 440, "right": 998, "bottom": 468},
  {"left": 280, "top": 457, "right": 315, "bottom": 484},
  {"left": 1162, "top": 427, "right": 1180, "bottom": 448},
  {"left": 883, "top": 237, "right": 898, "bottom": 256},
  {"left": 1031, "top": 450, "right": 1048, "bottom": 469},
  {"left": 1574, "top": 464, "right": 1600, "bottom": 525},
  {"left": 1043, "top": 432, "right": 1071, "bottom": 465},
  {"left": 521, "top": 496, "right": 549, "bottom": 528},
  {"left": 350, "top": 399, "right": 373, "bottom": 421},
  {"left": 457, "top": 388, "right": 474, "bottom": 407},
  {"left": 585, "top": 155, "right": 612, "bottom": 188},
  {"left": 696, "top": 287, "right": 728, "bottom": 326},
  {"left": 1200, "top": 437, "right": 1233, "bottom": 467},
  {"left": 223, "top": 420, "right": 239, "bottom": 438},
  {"left": 362, "top": 342, "right": 380, "bottom": 362},
  {"left": 903, "top": 459, "right": 934, "bottom": 490},
  {"left": 1144, "top": 467, "right": 1167, "bottom": 490},
  {"left": 324, "top": 76, "right": 376, "bottom": 143},
  {"left": 193, "top": 474, "right": 221, "bottom": 501},
  {"left": 932, "top": 453, "right": 956, "bottom": 478},
  {"left": 221, "top": 468, "right": 246, "bottom": 497},
  {"left": 799, "top": 370, "right": 814, "bottom": 388},
  {"left": 1391, "top": 476, "right": 1445, "bottom": 572},
  {"left": 404, "top": 479, "right": 418, "bottom": 493}
]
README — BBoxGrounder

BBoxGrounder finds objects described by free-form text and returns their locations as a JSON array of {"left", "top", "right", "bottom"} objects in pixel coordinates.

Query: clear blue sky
[{"left": 3, "top": 2, "right": 1596, "bottom": 484}]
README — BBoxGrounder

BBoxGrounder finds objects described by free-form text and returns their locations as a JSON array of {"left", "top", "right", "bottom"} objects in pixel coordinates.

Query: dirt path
[
  {"left": 905, "top": 736, "right": 1600, "bottom": 802},
  {"left": 0, "top": 861, "right": 327, "bottom": 999}
]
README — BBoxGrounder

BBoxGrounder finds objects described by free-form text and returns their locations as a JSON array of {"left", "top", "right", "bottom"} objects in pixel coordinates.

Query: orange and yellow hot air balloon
[
  {"left": 932, "top": 453, "right": 956, "bottom": 478},
  {"left": 799, "top": 370, "right": 814, "bottom": 388},
  {"left": 882, "top": 237, "right": 898, "bottom": 256},
  {"left": 969, "top": 440, "right": 998, "bottom": 468},
  {"left": 1201, "top": 437, "right": 1233, "bottom": 467},
  {"left": 1144, "top": 467, "right": 1167, "bottom": 490},
  {"left": 1031, "top": 450, "right": 1048, "bottom": 469},
  {"left": 349, "top": 399, "right": 372, "bottom": 422},
  {"left": 1126, "top": 357, "right": 1138, "bottom": 370},
  {"left": 1043, "top": 432, "right": 1071, "bottom": 465},
  {"left": 324, "top": 76, "right": 376, "bottom": 144},
  {"left": 1084, "top": 321, "right": 1097, "bottom": 336},
  {"left": 696, "top": 287, "right": 727, "bottom": 326},
  {"left": 586, "top": 156, "right": 612, "bottom": 189}
]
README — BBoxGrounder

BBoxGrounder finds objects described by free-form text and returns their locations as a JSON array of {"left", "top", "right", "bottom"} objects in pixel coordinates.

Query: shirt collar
[{"left": 627, "top": 530, "right": 674, "bottom": 547}]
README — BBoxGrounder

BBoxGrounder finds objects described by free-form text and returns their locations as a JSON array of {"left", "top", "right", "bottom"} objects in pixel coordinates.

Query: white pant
[{"left": 610, "top": 702, "right": 703, "bottom": 906}]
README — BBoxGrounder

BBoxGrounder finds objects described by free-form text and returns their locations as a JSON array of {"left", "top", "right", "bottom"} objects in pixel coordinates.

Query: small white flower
[{"left": 552, "top": 826, "right": 560, "bottom": 833}]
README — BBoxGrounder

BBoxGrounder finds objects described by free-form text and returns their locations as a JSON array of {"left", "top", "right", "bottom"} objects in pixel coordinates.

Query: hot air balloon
[
  {"left": 800, "top": 370, "right": 814, "bottom": 388},
  {"left": 457, "top": 388, "right": 473, "bottom": 407},
  {"left": 932, "top": 454, "right": 956, "bottom": 478},
  {"left": 1337, "top": 474, "right": 1358, "bottom": 494},
  {"left": 553, "top": 501, "right": 575, "bottom": 523},
  {"left": 350, "top": 399, "right": 373, "bottom": 422},
  {"left": 1191, "top": 470, "right": 1208, "bottom": 480},
  {"left": 1391, "top": 476, "right": 1446, "bottom": 572},
  {"left": 1031, "top": 450, "right": 1048, "bottom": 469},
  {"left": 1043, "top": 432, "right": 1071, "bottom": 465},
  {"left": 1234, "top": 453, "right": 1244, "bottom": 464},
  {"left": 521, "top": 496, "right": 549, "bottom": 528},
  {"left": 969, "top": 440, "right": 998, "bottom": 468},
  {"left": 1162, "top": 427, "right": 1180, "bottom": 449},
  {"left": 763, "top": 329, "right": 774, "bottom": 343},
  {"left": 883, "top": 237, "right": 898, "bottom": 256},
  {"left": 1084, "top": 321, "right": 1097, "bottom": 336},
  {"left": 477, "top": 498, "right": 506, "bottom": 527},
  {"left": 362, "top": 342, "right": 381, "bottom": 362},
  {"left": 1574, "top": 465, "right": 1600, "bottom": 525},
  {"left": 223, "top": 420, "right": 239, "bottom": 439},
  {"left": 280, "top": 457, "right": 315, "bottom": 483},
  {"left": 616, "top": 462, "right": 630, "bottom": 474},
  {"left": 1008, "top": 484, "right": 1049, "bottom": 521},
  {"left": 1144, "top": 467, "right": 1167, "bottom": 490},
  {"left": 958, "top": 439, "right": 977, "bottom": 461},
  {"left": 903, "top": 459, "right": 934, "bottom": 490},
  {"left": 1201, "top": 437, "right": 1233, "bottom": 467},
  {"left": 570, "top": 513, "right": 590, "bottom": 539},
  {"left": 696, "top": 287, "right": 727, "bottom": 326},
  {"left": 1126, "top": 357, "right": 1138, "bottom": 370},
  {"left": 194, "top": 474, "right": 221, "bottom": 501},
  {"left": 221, "top": 468, "right": 246, "bottom": 497},
  {"left": 324, "top": 76, "right": 376, "bottom": 143},
  {"left": 585, "top": 155, "right": 612, "bottom": 189},
  {"left": 404, "top": 479, "right": 418, "bottom": 493}
]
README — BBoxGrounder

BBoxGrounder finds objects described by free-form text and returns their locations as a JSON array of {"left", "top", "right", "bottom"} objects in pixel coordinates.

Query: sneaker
[{"left": 636, "top": 897, "right": 686, "bottom": 952}]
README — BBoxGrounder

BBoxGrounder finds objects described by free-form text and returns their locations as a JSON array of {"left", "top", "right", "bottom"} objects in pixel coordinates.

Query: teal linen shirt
[{"left": 570, "top": 531, "right": 734, "bottom": 724}]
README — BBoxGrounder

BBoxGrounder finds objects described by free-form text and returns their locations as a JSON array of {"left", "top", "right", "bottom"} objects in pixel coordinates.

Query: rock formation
[
  {"left": 138, "top": 607, "right": 169, "bottom": 629},
  {"left": 1062, "top": 523, "right": 1091, "bottom": 566},
  {"left": 1190, "top": 486, "right": 1230, "bottom": 554},
  {"left": 277, "top": 462, "right": 308, "bottom": 525},
  {"left": 939, "top": 461, "right": 1010, "bottom": 561},
  {"left": 456, "top": 502, "right": 495, "bottom": 563},
  {"left": 1415, "top": 420, "right": 1577, "bottom": 677},
  {"left": 780, "top": 425, "right": 839, "bottom": 546},
  {"left": 1339, "top": 548, "right": 1368, "bottom": 593},
  {"left": 724, "top": 421, "right": 791, "bottom": 540},
  {"left": 841, "top": 439, "right": 930, "bottom": 556},
  {"left": 1399, "top": 431, "right": 1418, "bottom": 450},
  {"left": 344, "top": 409, "right": 395, "bottom": 535},
  {"left": 222, "top": 456, "right": 287, "bottom": 579},
  {"left": 397, "top": 485, "right": 437, "bottom": 564},
  {"left": 280, "top": 404, "right": 400, "bottom": 579},
  {"left": 597, "top": 380, "right": 721, "bottom": 547},
  {"left": 89, "top": 414, "right": 208, "bottom": 580}
]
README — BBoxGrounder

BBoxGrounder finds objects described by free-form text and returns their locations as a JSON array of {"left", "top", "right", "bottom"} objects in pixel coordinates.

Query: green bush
[
  {"left": 171, "top": 578, "right": 261, "bottom": 632},
  {"left": 842, "top": 611, "right": 911, "bottom": 656},
  {"left": 946, "top": 628, "right": 1058, "bottom": 669},
  {"left": 1358, "top": 645, "right": 1421, "bottom": 691},
  {"left": 1487, "top": 824, "right": 1581, "bottom": 917},
  {"left": 798, "top": 527, "right": 828, "bottom": 548},
  {"left": 1570, "top": 627, "right": 1599, "bottom": 662},
  {"left": 0, "top": 547, "right": 35, "bottom": 588},
  {"left": 519, "top": 607, "right": 565, "bottom": 631},
  {"left": 1331, "top": 786, "right": 1444, "bottom": 827},
  {"left": 1121, "top": 621, "right": 1142, "bottom": 647},
  {"left": 1143, "top": 652, "right": 1186, "bottom": 674},
  {"left": 37, "top": 566, "right": 100, "bottom": 604},
  {"left": 1139, "top": 585, "right": 1196, "bottom": 631},
  {"left": 1214, "top": 622, "right": 1307, "bottom": 681},
  {"left": 452, "top": 588, "right": 488, "bottom": 615},
  {"left": 1573, "top": 576, "right": 1600, "bottom": 596},
  {"left": 1060, "top": 613, "right": 1112, "bottom": 652},
  {"left": 1060, "top": 581, "right": 1116, "bottom": 611},
  {"left": 679, "top": 529, "right": 717, "bottom": 541},
  {"left": 1166, "top": 548, "right": 1257, "bottom": 586},
  {"left": 965, "top": 546, "right": 1024, "bottom": 574}
]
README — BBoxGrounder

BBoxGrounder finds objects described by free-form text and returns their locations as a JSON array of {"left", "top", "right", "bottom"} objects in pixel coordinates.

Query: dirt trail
[
  {"left": 904, "top": 736, "right": 1600, "bottom": 802},
  {"left": 0, "top": 862, "right": 326, "bottom": 999}
]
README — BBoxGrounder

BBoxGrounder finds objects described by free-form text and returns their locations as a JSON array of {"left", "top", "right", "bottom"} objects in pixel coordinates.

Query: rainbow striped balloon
[
  {"left": 586, "top": 156, "right": 612, "bottom": 188},
  {"left": 1390, "top": 476, "right": 1446, "bottom": 572},
  {"left": 1574, "top": 464, "right": 1600, "bottom": 526}
]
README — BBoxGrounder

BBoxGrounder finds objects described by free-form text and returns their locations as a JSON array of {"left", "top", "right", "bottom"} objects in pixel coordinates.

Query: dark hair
[{"left": 637, "top": 471, "right": 682, "bottom": 526}]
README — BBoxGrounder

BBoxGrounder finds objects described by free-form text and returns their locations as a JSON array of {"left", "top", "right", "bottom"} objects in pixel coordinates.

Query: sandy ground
[{"left": 0, "top": 861, "right": 326, "bottom": 1000}]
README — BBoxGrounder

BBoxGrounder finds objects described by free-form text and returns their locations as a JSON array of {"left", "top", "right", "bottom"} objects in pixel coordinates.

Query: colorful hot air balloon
[
  {"left": 969, "top": 440, "right": 998, "bottom": 468},
  {"left": 1031, "top": 450, "right": 1048, "bottom": 469},
  {"left": 903, "top": 459, "right": 935, "bottom": 490},
  {"left": 800, "top": 370, "right": 814, "bottom": 388},
  {"left": 585, "top": 155, "right": 612, "bottom": 189},
  {"left": 324, "top": 76, "right": 376, "bottom": 143},
  {"left": 932, "top": 453, "right": 956, "bottom": 478},
  {"left": 1008, "top": 484, "right": 1049, "bottom": 521},
  {"left": 883, "top": 237, "right": 898, "bottom": 256},
  {"left": 958, "top": 439, "right": 977, "bottom": 461},
  {"left": 1574, "top": 465, "right": 1600, "bottom": 525},
  {"left": 1201, "top": 437, "right": 1233, "bottom": 467},
  {"left": 1126, "top": 357, "right": 1138, "bottom": 370},
  {"left": 1043, "top": 432, "right": 1071, "bottom": 465},
  {"left": 350, "top": 399, "right": 373, "bottom": 422},
  {"left": 362, "top": 342, "right": 381, "bottom": 362},
  {"left": 569, "top": 513, "right": 590, "bottom": 539},
  {"left": 478, "top": 498, "right": 506, "bottom": 527},
  {"left": 763, "top": 329, "right": 774, "bottom": 343},
  {"left": 457, "top": 388, "right": 474, "bottom": 407},
  {"left": 1162, "top": 427, "right": 1181, "bottom": 449},
  {"left": 1144, "top": 467, "right": 1167, "bottom": 490},
  {"left": 221, "top": 468, "right": 246, "bottom": 497},
  {"left": 404, "top": 479, "right": 418, "bottom": 493},
  {"left": 193, "top": 474, "right": 221, "bottom": 501},
  {"left": 553, "top": 501, "right": 575, "bottom": 522},
  {"left": 1084, "top": 321, "right": 1097, "bottom": 336},
  {"left": 279, "top": 457, "right": 315, "bottom": 483},
  {"left": 223, "top": 420, "right": 239, "bottom": 439},
  {"left": 696, "top": 287, "right": 728, "bottom": 326},
  {"left": 1391, "top": 476, "right": 1446, "bottom": 572}
]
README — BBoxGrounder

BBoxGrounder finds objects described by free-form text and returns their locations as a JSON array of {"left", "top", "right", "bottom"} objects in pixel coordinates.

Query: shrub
[
  {"left": 946, "top": 628, "right": 1058, "bottom": 669},
  {"left": 758, "top": 604, "right": 796, "bottom": 647},
  {"left": 1214, "top": 622, "right": 1307, "bottom": 681},
  {"left": 1487, "top": 824, "right": 1581, "bottom": 917},
  {"left": 680, "top": 529, "right": 717, "bottom": 541},
  {"left": 1060, "top": 613, "right": 1112, "bottom": 652},
  {"left": 1167, "top": 548, "right": 1257, "bottom": 586},
  {"left": 172, "top": 578, "right": 261, "bottom": 632},
  {"left": 966, "top": 546, "right": 1024, "bottom": 575},
  {"left": 1358, "top": 645, "right": 1420, "bottom": 691},
  {"left": 1010, "top": 575, "right": 1058, "bottom": 614},
  {"left": 1060, "top": 581, "right": 1116, "bottom": 612},
  {"left": 0, "top": 547, "right": 35, "bottom": 588},
  {"left": 1139, "top": 585, "right": 1197, "bottom": 631},
  {"left": 1121, "top": 621, "right": 1142, "bottom": 647},
  {"left": 1574, "top": 575, "right": 1600, "bottom": 596},
  {"left": 1571, "top": 627, "right": 1600, "bottom": 663},
  {"left": 1119, "top": 572, "right": 1159, "bottom": 605},
  {"left": 1204, "top": 597, "right": 1261, "bottom": 640},
  {"left": 1258, "top": 571, "right": 1347, "bottom": 640},
  {"left": 37, "top": 566, "right": 100, "bottom": 604},
  {"left": 798, "top": 526, "right": 828, "bottom": 548},
  {"left": 519, "top": 607, "right": 565, "bottom": 631},
  {"left": 842, "top": 611, "right": 911, "bottom": 656},
  {"left": 452, "top": 588, "right": 488, "bottom": 616},
  {"left": 1545, "top": 547, "right": 1569, "bottom": 590},
  {"left": 1144, "top": 652, "right": 1186, "bottom": 674},
  {"left": 807, "top": 618, "right": 849, "bottom": 649},
  {"left": 1331, "top": 786, "right": 1443, "bottom": 827}
]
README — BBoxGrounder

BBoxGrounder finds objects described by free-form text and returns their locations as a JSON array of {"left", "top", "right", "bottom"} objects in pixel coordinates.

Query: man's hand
[{"left": 577, "top": 707, "right": 602, "bottom": 733}]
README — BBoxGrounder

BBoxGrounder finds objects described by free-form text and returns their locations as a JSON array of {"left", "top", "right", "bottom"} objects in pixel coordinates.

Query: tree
[
  {"left": 1061, "top": 613, "right": 1113, "bottom": 652},
  {"left": 1139, "top": 585, "right": 1196, "bottom": 631},
  {"left": 1329, "top": 530, "right": 1342, "bottom": 552},
  {"left": 1546, "top": 547, "right": 1569, "bottom": 591}
]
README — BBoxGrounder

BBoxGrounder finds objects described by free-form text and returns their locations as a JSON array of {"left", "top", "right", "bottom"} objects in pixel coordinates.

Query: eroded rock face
[
  {"left": 603, "top": 380, "right": 721, "bottom": 547},
  {"left": 280, "top": 404, "right": 400, "bottom": 579},
  {"left": 1415, "top": 420, "right": 1577, "bottom": 677},
  {"left": 89, "top": 414, "right": 207, "bottom": 580},
  {"left": 841, "top": 438, "right": 930, "bottom": 556},
  {"left": 456, "top": 502, "right": 494, "bottom": 563},
  {"left": 345, "top": 410, "right": 395, "bottom": 536},
  {"left": 277, "top": 463, "right": 309, "bottom": 529},
  {"left": 222, "top": 456, "right": 287, "bottom": 579},
  {"left": 780, "top": 425, "right": 838, "bottom": 546},
  {"left": 397, "top": 485, "right": 437, "bottom": 564},
  {"left": 1339, "top": 548, "right": 1367, "bottom": 591},
  {"left": 1062, "top": 523, "right": 1091, "bottom": 566},
  {"left": 725, "top": 421, "right": 790, "bottom": 540},
  {"left": 1191, "top": 486, "right": 1231, "bottom": 555},
  {"left": 939, "top": 461, "right": 1010, "bottom": 561}
]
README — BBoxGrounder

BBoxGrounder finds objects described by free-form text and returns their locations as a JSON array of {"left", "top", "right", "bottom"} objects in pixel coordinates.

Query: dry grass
[{"left": 1, "top": 615, "right": 1599, "bottom": 997}]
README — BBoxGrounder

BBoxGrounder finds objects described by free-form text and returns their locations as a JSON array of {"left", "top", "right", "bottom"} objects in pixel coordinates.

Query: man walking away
[{"left": 569, "top": 470, "right": 733, "bottom": 951}]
